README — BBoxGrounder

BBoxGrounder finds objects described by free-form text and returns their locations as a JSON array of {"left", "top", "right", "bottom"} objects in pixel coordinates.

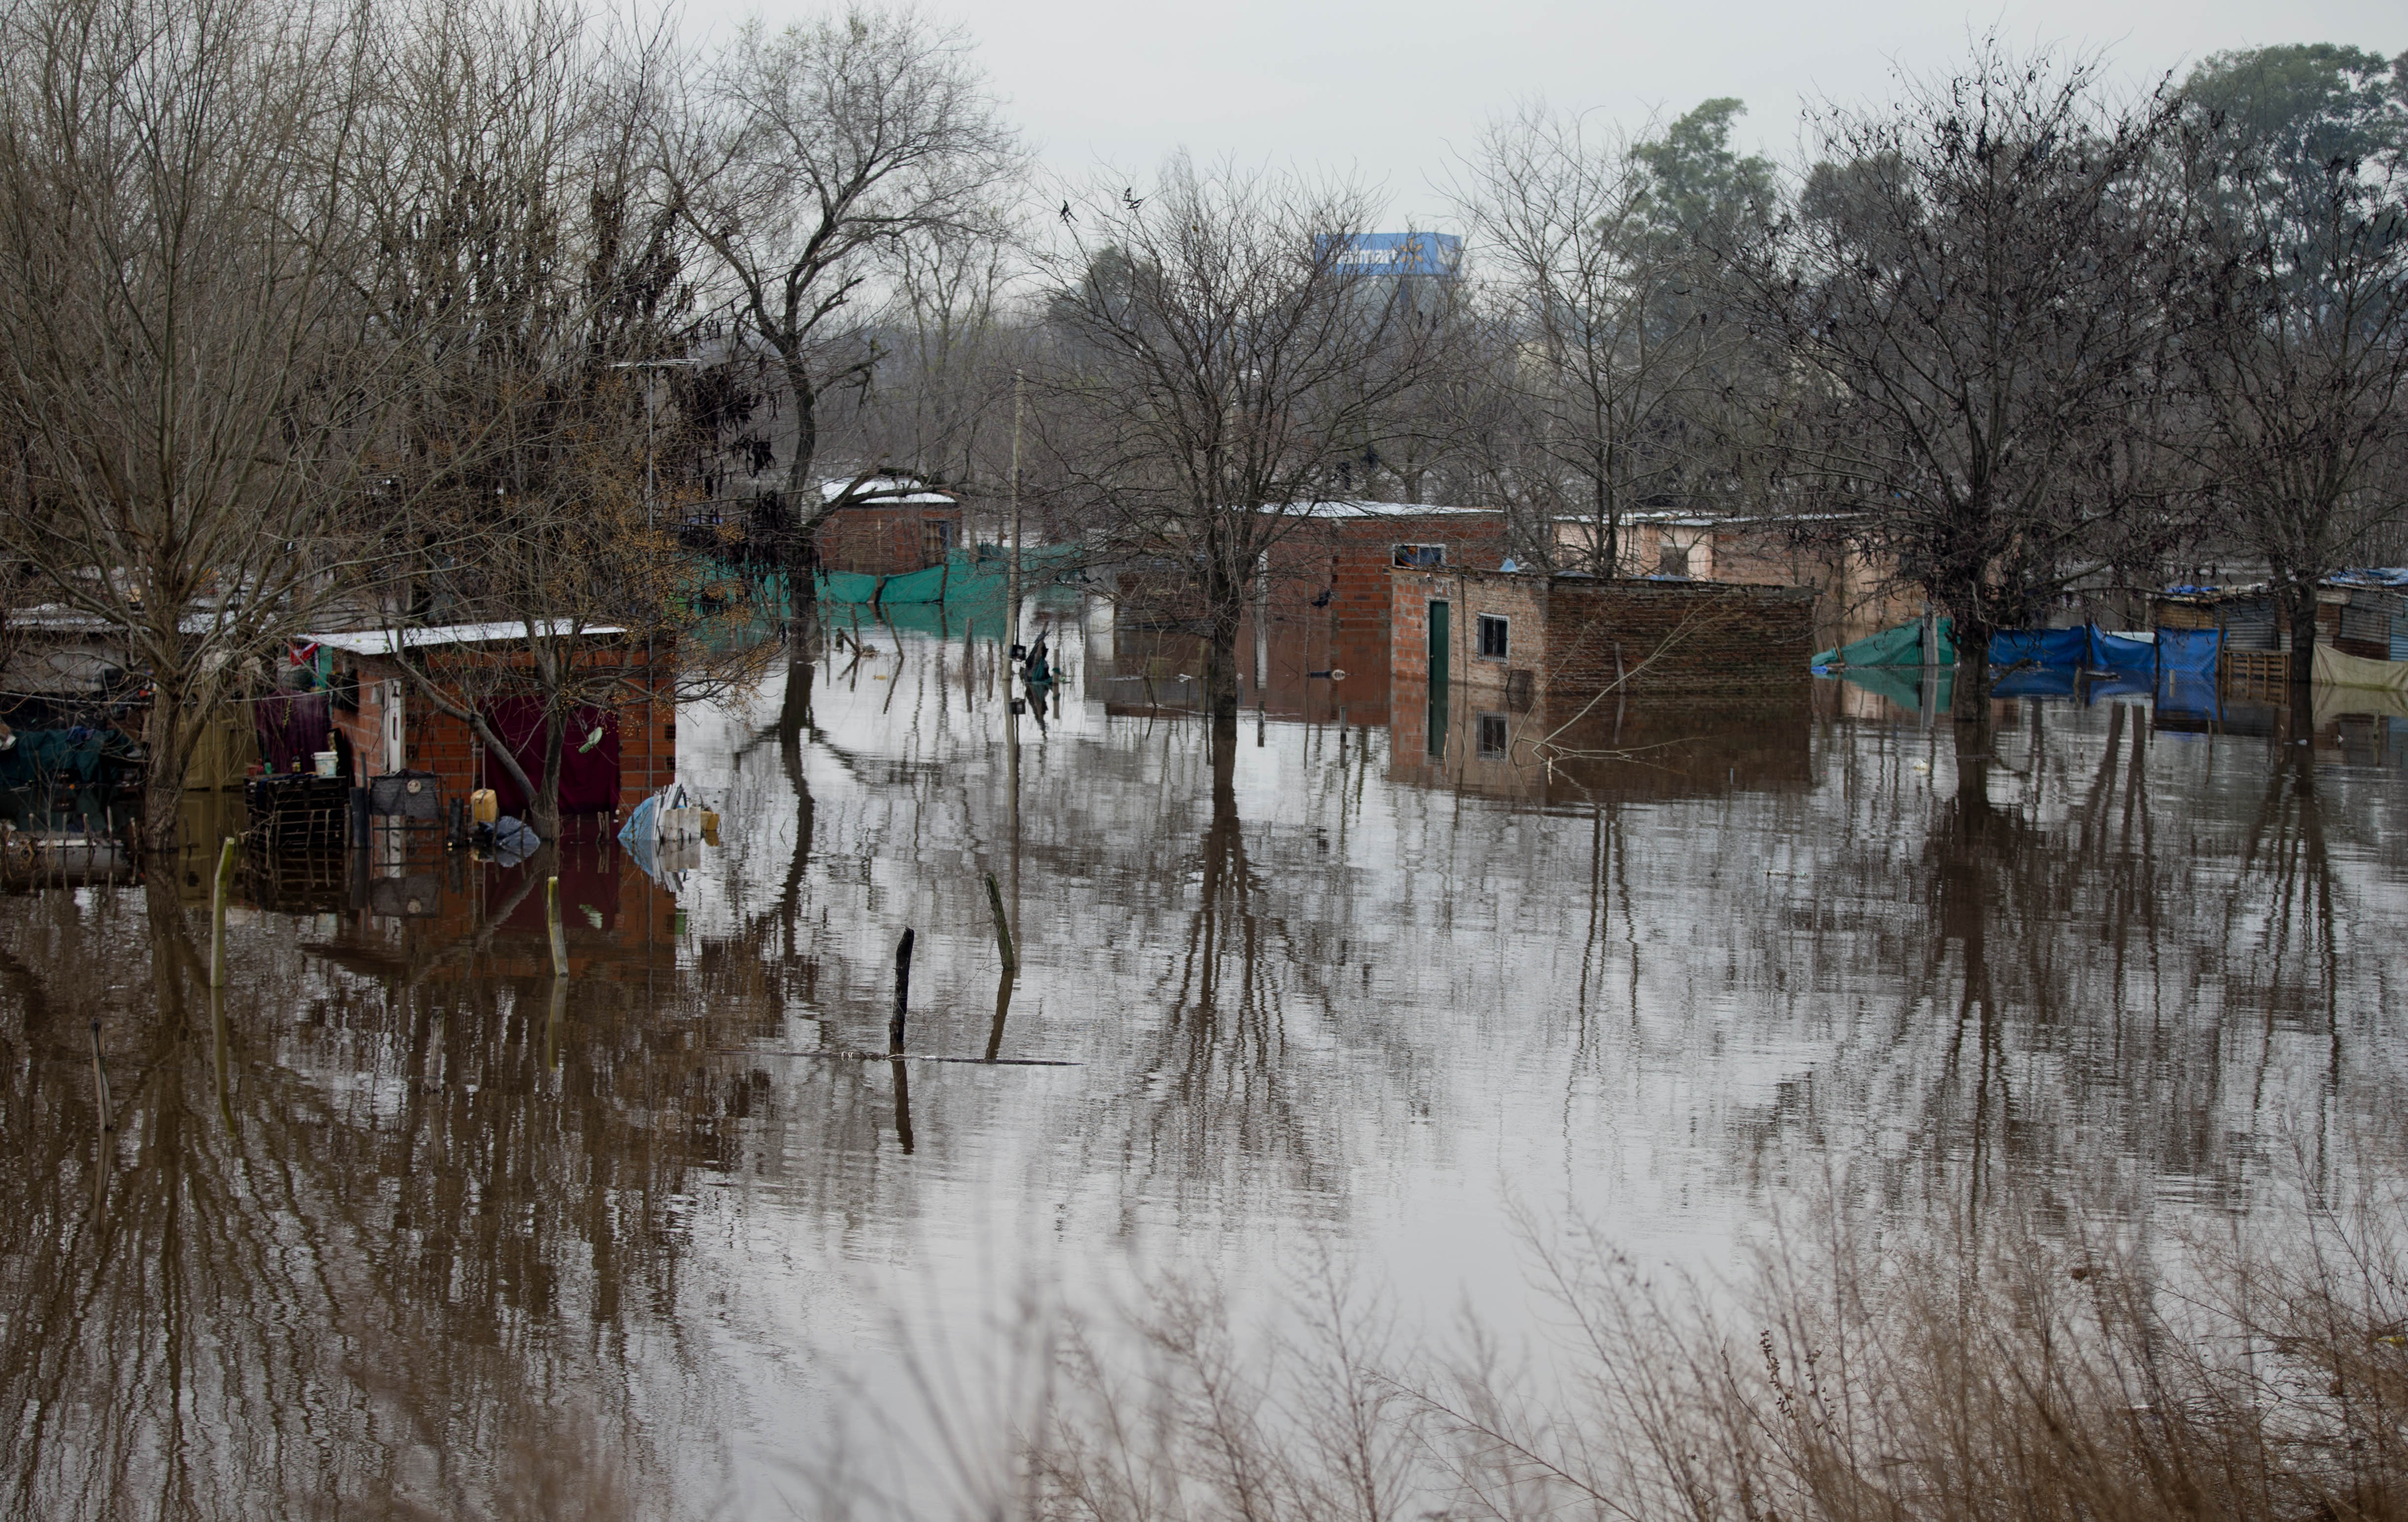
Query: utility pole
[
  {"left": 1008, "top": 370, "right": 1025, "bottom": 658},
  {"left": 1006, "top": 370, "right": 1025, "bottom": 947}
]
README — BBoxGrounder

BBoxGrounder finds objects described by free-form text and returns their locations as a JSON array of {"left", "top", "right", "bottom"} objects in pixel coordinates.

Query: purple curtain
[
  {"left": 478, "top": 698, "right": 621, "bottom": 816},
  {"left": 253, "top": 691, "right": 331, "bottom": 772}
]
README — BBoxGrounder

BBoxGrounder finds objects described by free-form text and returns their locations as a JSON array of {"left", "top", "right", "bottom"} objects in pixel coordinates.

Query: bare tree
[
  {"left": 1456, "top": 101, "right": 1767, "bottom": 576},
  {"left": 352, "top": 0, "right": 762, "bottom": 837},
  {"left": 659, "top": 7, "right": 1024, "bottom": 587},
  {"left": 818, "top": 215, "right": 1032, "bottom": 536},
  {"left": 0, "top": 0, "right": 385, "bottom": 858},
  {"left": 2175, "top": 45, "right": 2408, "bottom": 689},
  {"left": 1730, "top": 42, "right": 2191, "bottom": 711},
  {"left": 1033, "top": 157, "right": 1445, "bottom": 724}
]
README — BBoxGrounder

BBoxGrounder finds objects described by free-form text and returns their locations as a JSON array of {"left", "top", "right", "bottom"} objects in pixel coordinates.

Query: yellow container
[
  {"left": 469, "top": 788, "right": 499, "bottom": 826},
  {"left": 700, "top": 810, "right": 721, "bottom": 846}
]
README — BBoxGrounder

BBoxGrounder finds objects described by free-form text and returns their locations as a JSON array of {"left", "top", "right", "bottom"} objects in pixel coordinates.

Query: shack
[
  {"left": 2151, "top": 573, "right": 2408, "bottom": 681},
  {"left": 1554, "top": 511, "right": 1912, "bottom": 654},
  {"left": 812, "top": 478, "right": 965, "bottom": 577},
  {"left": 1240, "top": 502, "right": 1510, "bottom": 722},
  {"left": 302, "top": 623, "right": 677, "bottom": 829},
  {"left": 1389, "top": 565, "right": 1817, "bottom": 725},
  {"left": 1092, "top": 502, "right": 1510, "bottom": 723}
]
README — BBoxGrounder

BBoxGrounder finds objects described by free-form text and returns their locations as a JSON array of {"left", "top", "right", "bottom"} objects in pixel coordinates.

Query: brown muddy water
[{"left": 4, "top": 607, "right": 2408, "bottom": 1518}]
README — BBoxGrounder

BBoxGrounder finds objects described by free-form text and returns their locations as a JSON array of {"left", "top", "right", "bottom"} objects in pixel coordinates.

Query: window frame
[
  {"left": 1475, "top": 613, "right": 1510, "bottom": 661},
  {"left": 1476, "top": 711, "right": 1509, "bottom": 758},
  {"left": 1394, "top": 543, "right": 1447, "bottom": 569}
]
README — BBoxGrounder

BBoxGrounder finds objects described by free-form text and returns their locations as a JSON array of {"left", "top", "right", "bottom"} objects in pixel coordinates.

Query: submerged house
[
  {"left": 301, "top": 623, "right": 678, "bottom": 828},
  {"left": 811, "top": 478, "right": 965, "bottom": 577},
  {"left": 1553, "top": 511, "right": 1913, "bottom": 653},
  {"left": 1248, "top": 502, "right": 1509, "bottom": 721},
  {"left": 1387, "top": 564, "right": 1818, "bottom": 761},
  {"left": 2151, "top": 575, "right": 2408, "bottom": 667},
  {"left": 1103, "top": 500, "right": 1512, "bottom": 723}
]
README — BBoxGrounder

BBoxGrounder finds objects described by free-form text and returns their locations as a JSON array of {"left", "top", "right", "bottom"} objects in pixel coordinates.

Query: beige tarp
[
  {"left": 2314, "top": 643, "right": 2408, "bottom": 691},
  {"left": 2312, "top": 644, "right": 2408, "bottom": 724}
]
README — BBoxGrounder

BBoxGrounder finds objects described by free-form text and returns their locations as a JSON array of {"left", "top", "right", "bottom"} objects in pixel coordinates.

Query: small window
[
  {"left": 1477, "top": 713, "right": 1509, "bottom": 758},
  {"left": 1476, "top": 614, "right": 1509, "bottom": 659},
  {"left": 1659, "top": 537, "right": 1690, "bottom": 578},
  {"left": 1395, "top": 543, "right": 1446, "bottom": 568},
  {"left": 922, "top": 518, "right": 956, "bottom": 562}
]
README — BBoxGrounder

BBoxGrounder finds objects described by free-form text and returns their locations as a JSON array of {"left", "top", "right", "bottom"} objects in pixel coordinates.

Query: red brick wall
[
  {"left": 1545, "top": 580, "right": 1816, "bottom": 700},
  {"left": 1251, "top": 510, "right": 1508, "bottom": 723},
  {"left": 814, "top": 504, "right": 963, "bottom": 575},
  {"left": 331, "top": 641, "right": 676, "bottom": 822}
]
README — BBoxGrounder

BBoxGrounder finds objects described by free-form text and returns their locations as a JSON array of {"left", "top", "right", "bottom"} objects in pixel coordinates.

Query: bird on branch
[
  {"left": 1060, "top": 201, "right": 1074, "bottom": 223},
  {"left": 1122, "top": 187, "right": 1145, "bottom": 212}
]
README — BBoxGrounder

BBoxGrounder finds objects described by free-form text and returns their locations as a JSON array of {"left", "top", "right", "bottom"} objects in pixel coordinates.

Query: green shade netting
[
  {"left": 876, "top": 563, "right": 951, "bottom": 605},
  {"left": 815, "top": 570, "right": 884, "bottom": 604},
  {"left": 815, "top": 548, "right": 1070, "bottom": 607},
  {"left": 1814, "top": 617, "right": 1955, "bottom": 669}
]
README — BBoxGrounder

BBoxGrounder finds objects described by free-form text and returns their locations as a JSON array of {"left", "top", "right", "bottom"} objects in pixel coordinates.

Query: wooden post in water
[
  {"left": 546, "top": 875, "right": 567, "bottom": 977},
  {"left": 983, "top": 871, "right": 1017, "bottom": 973},
  {"left": 889, "top": 1055, "right": 915, "bottom": 1153},
  {"left": 889, "top": 927, "right": 915, "bottom": 1052},
  {"left": 984, "top": 968, "right": 1015, "bottom": 1063},
  {"left": 89, "top": 1019, "right": 111, "bottom": 1131},
  {"left": 209, "top": 836, "right": 236, "bottom": 988},
  {"left": 212, "top": 983, "right": 234, "bottom": 1132}
]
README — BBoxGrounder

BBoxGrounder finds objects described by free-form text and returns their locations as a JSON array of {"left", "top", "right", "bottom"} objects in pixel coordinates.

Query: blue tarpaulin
[
  {"left": 2156, "top": 627, "right": 2222, "bottom": 679},
  {"left": 2094, "top": 630, "right": 2156, "bottom": 676},
  {"left": 1989, "top": 627, "right": 2092, "bottom": 668},
  {"left": 1988, "top": 624, "right": 2167, "bottom": 677},
  {"left": 2155, "top": 672, "right": 2221, "bottom": 724}
]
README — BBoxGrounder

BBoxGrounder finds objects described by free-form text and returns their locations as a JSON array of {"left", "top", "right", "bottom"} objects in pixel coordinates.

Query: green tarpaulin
[
  {"left": 1814, "top": 618, "right": 1956, "bottom": 669},
  {"left": 814, "top": 547, "right": 1078, "bottom": 608}
]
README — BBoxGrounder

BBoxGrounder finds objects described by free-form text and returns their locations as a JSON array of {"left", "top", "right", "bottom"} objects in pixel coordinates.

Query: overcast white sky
[{"left": 674, "top": 0, "right": 2401, "bottom": 224}]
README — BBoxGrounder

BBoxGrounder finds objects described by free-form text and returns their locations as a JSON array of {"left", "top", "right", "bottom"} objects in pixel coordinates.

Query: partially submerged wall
[
  {"left": 326, "top": 638, "right": 676, "bottom": 822},
  {"left": 1390, "top": 567, "right": 1817, "bottom": 708}
]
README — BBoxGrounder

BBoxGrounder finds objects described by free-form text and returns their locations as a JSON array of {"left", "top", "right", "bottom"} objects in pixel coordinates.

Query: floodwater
[{"left": 5, "top": 603, "right": 2408, "bottom": 1519}]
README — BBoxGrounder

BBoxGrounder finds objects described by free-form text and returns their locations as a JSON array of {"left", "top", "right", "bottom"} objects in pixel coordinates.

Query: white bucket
[{"left": 312, "top": 751, "right": 339, "bottom": 778}]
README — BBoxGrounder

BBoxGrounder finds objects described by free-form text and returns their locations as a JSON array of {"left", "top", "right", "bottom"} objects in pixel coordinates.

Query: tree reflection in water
[
  {"left": 7, "top": 619, "right": 2408, "bottom": 1516},
  {"left": 0, "top": 873, "right": 727, "bottom": 1520}
]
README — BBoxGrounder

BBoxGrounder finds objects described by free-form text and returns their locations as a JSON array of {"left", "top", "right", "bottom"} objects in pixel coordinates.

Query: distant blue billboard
[{"left": 1321, "top": 231, "right": 1462, "bottom": 278}]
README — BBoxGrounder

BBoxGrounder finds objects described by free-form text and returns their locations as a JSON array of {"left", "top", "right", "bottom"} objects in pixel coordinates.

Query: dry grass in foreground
[{"left": 1001, "top": 1188, "right": 2408, "bottom": 1522}]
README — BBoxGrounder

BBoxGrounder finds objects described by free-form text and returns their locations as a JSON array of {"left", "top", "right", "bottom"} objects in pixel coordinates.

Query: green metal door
[{"left": 1427, "top": 601, "right": 1450, "bottom": 758}]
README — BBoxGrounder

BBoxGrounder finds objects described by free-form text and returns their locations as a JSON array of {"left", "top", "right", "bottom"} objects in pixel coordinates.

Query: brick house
[
  {"left": 813, "top": 479, "right": 965, "bottom": 576},
  {"left": 1249, "top": 502, "right": 1509, "bottom": 723},
  {"left": 1555, "top": 512, "right": 1911, "bottom": 652},
  {"left": 1098, "top": 501, "right": 1510, "bottom": 724},
  {"left": 1390, "top": 565, "right": 1816, "bottom": 713},
  {"left": 1385, "top": 567, "right": 1817, "bottom": 786},
  {"left": 306, "top": 622, "right": 676, "bottom": 829}
]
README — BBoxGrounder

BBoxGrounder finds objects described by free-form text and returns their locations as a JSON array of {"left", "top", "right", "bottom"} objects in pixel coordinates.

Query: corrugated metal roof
[
  {"left": 299, "top": 621, "right": 626, "bottom": 655},
  {"left": 820, "top": 477, "right": 955, "bottom": 506},
  {"left": 1290, "top": 501, "right": 1501, "bottom": 519}
]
